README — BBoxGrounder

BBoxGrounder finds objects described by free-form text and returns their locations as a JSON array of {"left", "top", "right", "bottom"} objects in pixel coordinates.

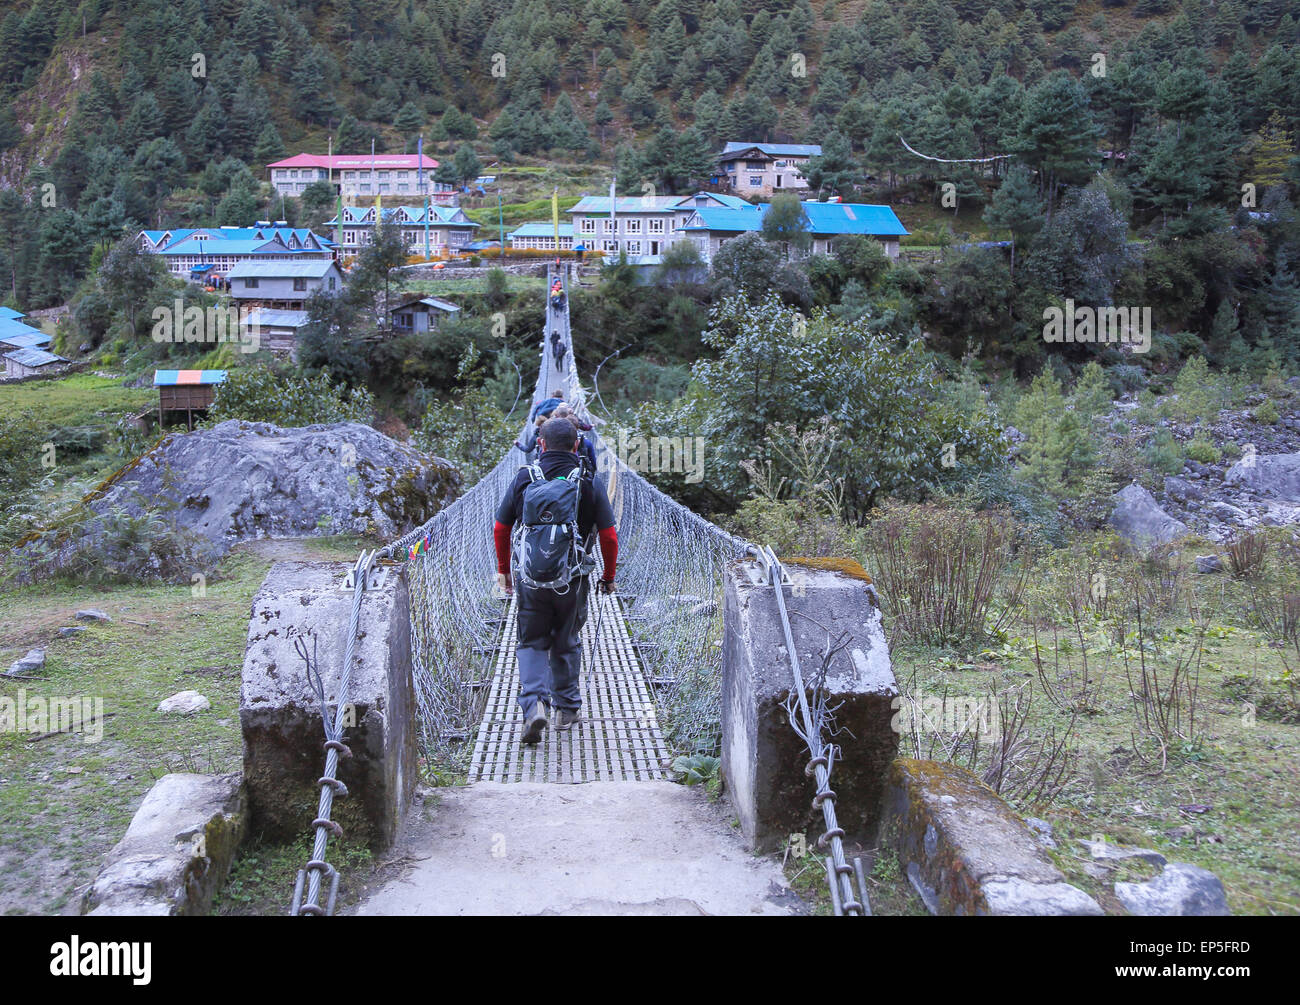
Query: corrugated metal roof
[
  {"left": 0, "top": 306, "right": 25, "bottom": 320},
  {"left": 683, "top": 202, "right": 907, "bottom": 237},
  {"left": 227, "top": 260, "right": 341, "bottom": 279},
  {"left": 566, "top": 196, "right": 685, "bottom": 214},
  {"left": 242, "top": 309, "right": 312, "bottom": 328},
  {"left": 0, "top": 317, "right": 45, "bottom": 337},
  {"left": 721, "top": 142, "right": 823, "bottom": 158},
  {"left": 153, "top": 369, "right": 228, "bottom": 386},
  {"left": 4, "top": 348, "right": 66, "bottom": 367},
  {"left": 0, "top": 332, "right": 52, "bottom": 349},
  {"left": 509, "top": 223, "right": 575, "bottom": 238},
  {"left": 391, "top": 296, "right": 460, "bottom": 313},
  {"left": 802, "top": 202, "right": 908, "bottom": 236}
]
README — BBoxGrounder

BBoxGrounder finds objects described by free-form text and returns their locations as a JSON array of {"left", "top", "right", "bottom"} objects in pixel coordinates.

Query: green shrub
[
  {"left": 860, "top": 501, "right": 1025, "bottom": 647},
  {"left": 1253, "top": 398, "right": 1281, "bottom": 424},
  {"left": 1142, "top": 428, "right": 1183, "bottom": 475},
  {"left": 206, "top": 366, "right": 375, "bottom": 427},
  {"left": 1012, "top": 370, "right": 1094, "bottom": 495},
  {"left": 1184, "top": 433, "right": 1222, "bottom": 464}
]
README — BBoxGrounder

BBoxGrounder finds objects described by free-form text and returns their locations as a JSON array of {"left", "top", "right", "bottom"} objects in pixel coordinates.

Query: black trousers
[{"left": 515, "top": 577, "right": 590, "bottom": 716}]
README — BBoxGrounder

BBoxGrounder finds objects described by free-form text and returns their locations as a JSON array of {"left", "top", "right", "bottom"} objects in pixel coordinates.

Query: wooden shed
[{"left": 154, "top": 369, "right": 228, "bottom": 430}]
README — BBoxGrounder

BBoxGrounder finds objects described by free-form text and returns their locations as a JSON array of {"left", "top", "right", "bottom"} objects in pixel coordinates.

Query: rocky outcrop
[
  {"left": 83, "top": 773, "right": 246, "bottom": 916},
  {"left": 877, "top": 759, "right": 1102, "bottom": 916},
  {"left": 1224, "top": 451, "right": 1300, "bottom": 502},
  {"left": 1110, "top": 483, "right": 1188, "bottom": 547},
  {"left": 84, "top": 420, "right": 459, "bottom": 557}
]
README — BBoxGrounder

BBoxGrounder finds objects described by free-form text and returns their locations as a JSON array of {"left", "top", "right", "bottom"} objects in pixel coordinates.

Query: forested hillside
[{"left": 0, "top": 0, "right": 1298, "bottom": 371}]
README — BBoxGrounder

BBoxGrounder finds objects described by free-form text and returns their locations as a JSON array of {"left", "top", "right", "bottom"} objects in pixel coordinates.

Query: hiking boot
[
  {"left": 522, "top": 702, "right": 548, "bottom": 745},
  {"left": 555, "top": 708, "right": 581, "bottom": 731}
]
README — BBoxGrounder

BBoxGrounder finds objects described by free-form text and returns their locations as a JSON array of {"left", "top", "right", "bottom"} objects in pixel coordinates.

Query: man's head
[
  {"left": 538, "top": 416, "right": 579, "bottom": 453},
  {"left": 552, "top": 389, "right": 565, "bottom": 400},
  {"left": 553, "top": 404, "right": 571, "bottom": 418}
]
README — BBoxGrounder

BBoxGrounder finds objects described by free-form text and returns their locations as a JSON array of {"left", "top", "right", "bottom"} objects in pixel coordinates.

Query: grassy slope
[
  {"left": 0, "top": 536, "right": 372, "bottom": 915},
  {"left": 889, "top": 584, "right": 1300, "bottom": 915}
]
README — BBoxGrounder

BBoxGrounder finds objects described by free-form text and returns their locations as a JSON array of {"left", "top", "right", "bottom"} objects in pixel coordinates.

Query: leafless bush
[
  {"left": 896, "top": 677, "right": 1077, "bottom": 808},
  {"left": 1226, "top": 531, "right": 1268, "bottom": 580},
  {"left": 862, "top": 503, "right": 1026, "bottom": 648},
  {"left": 1116, "top": 597, "right": 1212, "bottom": 770}
]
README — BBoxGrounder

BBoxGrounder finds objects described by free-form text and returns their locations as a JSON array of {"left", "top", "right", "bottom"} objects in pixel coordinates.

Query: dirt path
[{"left": 350, "top": 782, "right": 806, "bottom": 916}]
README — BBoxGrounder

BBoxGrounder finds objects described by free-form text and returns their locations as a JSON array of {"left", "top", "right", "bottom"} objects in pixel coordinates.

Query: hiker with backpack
[{"left": 493, "top": 416, "right": 618, "bottom": 744}]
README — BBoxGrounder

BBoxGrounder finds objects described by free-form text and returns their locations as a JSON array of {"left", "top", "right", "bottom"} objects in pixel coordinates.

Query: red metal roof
[{"left": 267, "top": 153, "right": 439, "bottom": 170}]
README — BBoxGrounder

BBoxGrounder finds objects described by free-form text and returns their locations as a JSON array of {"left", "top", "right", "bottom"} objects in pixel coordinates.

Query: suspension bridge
[{"left": 282, "top": 266, "right": 876, "bottom": 917}]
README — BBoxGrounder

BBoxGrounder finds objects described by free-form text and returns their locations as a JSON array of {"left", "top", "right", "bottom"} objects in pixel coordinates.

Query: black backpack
[{"left": 512, "top": 461, "right": 594, "bottom": 591}]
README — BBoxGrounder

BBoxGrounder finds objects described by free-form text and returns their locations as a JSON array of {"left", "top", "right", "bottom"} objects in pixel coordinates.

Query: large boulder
[
  {"left": 85, "top": 420, "right": 459, "bottom": 556},
  {"left": 1225, "top": 451, "right": 1300, "bottom": 502},
  {"left": 1110, "top": 483, "right": 1188, "bottom": 547}
]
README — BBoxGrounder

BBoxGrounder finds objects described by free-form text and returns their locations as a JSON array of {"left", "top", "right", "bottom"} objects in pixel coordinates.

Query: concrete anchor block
[
  {"left": 83, "top": 772, "right": 246, "bottom": 916},
  {"left": 239, "top": 561, "right": 417, "bottom": 850},
  {"left": 878, "top": 758, "right": 1102, "bottom": 916},
  {"left": 721, "top": 557, "right": 898, "bottom": 853}
]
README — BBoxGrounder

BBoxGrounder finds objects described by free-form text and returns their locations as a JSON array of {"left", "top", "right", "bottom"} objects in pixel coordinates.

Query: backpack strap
[{"left": 525, "top": 462, "right": 544, "bottom": 483}]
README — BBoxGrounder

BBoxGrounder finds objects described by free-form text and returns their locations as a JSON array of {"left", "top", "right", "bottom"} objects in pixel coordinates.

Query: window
[
  {"left": 626, "top": 219, "right": 641, "bottom": 234},
  {"left": 378, "top": 171, "right": 389, "bottom": 180},
  {"left": 293, "top": 278, "right": 307, "bottom": 291},
  {"left": 245, "top": 278, "right": 259, "bottom": 289},
  {"left": 328, "top": 277, "right": 337, "bottom": 290},
  {"left": 581, "top": 219, "right": 595, "bottom": 233},
  {"left": 649, "top": 219, "right": 664, "bottom": 234},
  {"left": 748, "top": 177, "right": 762, "bottom": 187},
  {"left": 626, "top": 240, "right": 641, "bottom": 254},
  {"left": 775, "top": 175, "right": 782, "bottom": 188},
  {"left": 602, "top": 239, "right": 617, "bottom": 252},
  {"left": 745, "top": 160, "right": 766, "bottom": 170},
  {"left": 603, "top": 219, "right": 615, "bottom": 233}
]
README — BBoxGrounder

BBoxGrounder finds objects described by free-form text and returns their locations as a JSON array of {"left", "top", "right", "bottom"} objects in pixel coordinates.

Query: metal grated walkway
[{"left": 468, "top": 588, "right": 671, "bottom": 783}]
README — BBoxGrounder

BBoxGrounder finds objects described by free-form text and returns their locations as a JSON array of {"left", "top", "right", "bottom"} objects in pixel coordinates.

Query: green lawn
[
  {"left": 0, "top": 536, "right": 373, "bottom": 915},
  {"left": 0, "top": 373, "right": 152, "bottom": 426}
]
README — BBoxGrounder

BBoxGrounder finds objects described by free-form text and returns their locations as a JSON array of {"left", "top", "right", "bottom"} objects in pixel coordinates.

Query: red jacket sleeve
[
  {"left": 493, "top": 521, "right": 512, "bottom": 574},
  {"left": 598, "top": 526, "right": 618, "bottom": 582}
]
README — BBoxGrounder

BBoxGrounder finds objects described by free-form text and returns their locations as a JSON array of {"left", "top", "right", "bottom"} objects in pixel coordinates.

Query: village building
[
  {"left": 3, "top": 347, "right": 68, "bottom": 378},
  {"left": 507, "top": 223, "right": 575, "bottom": 251},
  {"left": 0, "top": 317, "right": 51, "bottom": 350},
  {"left": 323, "top": 205, "right": 479, "bottom": 257},
  {"left": 240, "top": 308, "right": 313, "bottom": 359},
  {"left": 138, "top": 225, "right": 336, "bottom": 281},
  {"left": 154, "top": 369, "right": 227, "bottom": 430},
  {"left": 227, "top": 260, "right": 345, "bottom": 311},
  {"left": 715, "top": 142, "right": 822, "bottom": 197},
  {"left": 565, "top": 192, "right": 752, "bottom": 263},
  {"left": 266, "top": 153, "right": 456, "bottom": 204},
  {"left": 681, "top": 201, "right": 909, "bottom": 262},
  {"left": 388, "top": 296, "right": 461, "bottom": 333}
]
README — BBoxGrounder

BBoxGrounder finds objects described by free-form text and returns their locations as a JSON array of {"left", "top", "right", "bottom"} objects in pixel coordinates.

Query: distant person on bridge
[
  {"left": 551, "top": 329, "right": 567, "bottom": 371},
  {"left": 553, "top": 405, "right": 597, "bottom": 471},
  {"left": 516, "top": 389, "right": 567, "bottom": 456},
  {"left": 494, "top": 417, "right": 618, "bottom": 744},
  {"left": 549, "top": 279, "right": 566, "bottom": 312}
]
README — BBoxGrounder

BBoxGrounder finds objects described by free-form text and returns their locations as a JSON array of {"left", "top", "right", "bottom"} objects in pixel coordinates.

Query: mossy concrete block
[
  {"left": 878, "top": 758, "right": 1102, "bottom": 916},
  {"left": 83, "top": 772, "right": 246, "bottom": 916},
  {"left": 240, "top": 561, "right": 416, "bottom": 849},
  {"left": 721, "top": 557, "right": 898, "bottom": 853}
]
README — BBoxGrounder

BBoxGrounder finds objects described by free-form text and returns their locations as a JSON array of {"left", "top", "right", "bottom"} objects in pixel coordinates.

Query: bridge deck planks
[{"left": 467, "top": 588, "right": 670, "bottom": 783}]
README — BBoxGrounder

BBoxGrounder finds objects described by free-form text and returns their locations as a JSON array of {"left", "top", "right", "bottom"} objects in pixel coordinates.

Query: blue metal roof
[
  {"left": 0, "top": 332, "right": 52, "bottom": 349},
  {"left": 721, "top": 142, "right": 823, "bottom": 158},
  {"left": 681, "top": 206, "right": 765, "bottom": 232},
  {"left": 4, "top": 347, "right": 66, "bottom": 367},
  {"left": 509, "top": 223, "right": 574, "bottom": 238},
  {"left": 0, "top": 306, "right": 24, "bottom": 320},
  {"left": 801, "top": 202, "right": 909, "bottom": 237},
  {"left": 0, "top": 318, "right": 47, "bottom": 338},
  {"left": 683, "top": 202, "right": 907, "bottom": 237},
  {"left": 227, "top": 260, "right": 341, "bottom": 279}
]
